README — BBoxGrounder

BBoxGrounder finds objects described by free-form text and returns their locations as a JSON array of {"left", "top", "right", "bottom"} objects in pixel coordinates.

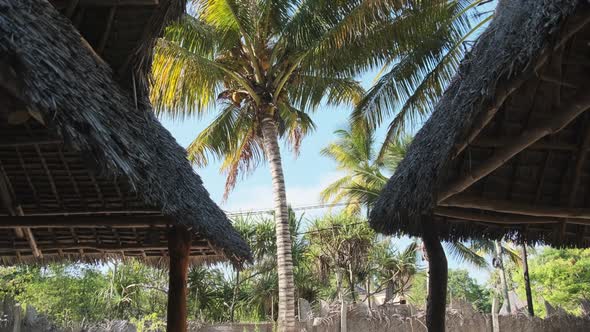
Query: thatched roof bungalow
[
  {"left": 371, "top": 0, "right": 590, "bottom": 247},
  {"left": 1, "top": 1, "right": 251, "bottom": 329},
  {"left": 0, "top": 0, "right": 250, "bottom": 265},
  {"left": 370, "top": 0, "right": 590, "bottom": 330}
]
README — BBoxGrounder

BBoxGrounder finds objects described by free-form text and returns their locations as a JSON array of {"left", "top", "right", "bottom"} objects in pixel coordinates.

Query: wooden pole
[
  {"left": 167, "top": 226, "right": 191, "bottom": 332},
  {"left": 522, "top": 242, "right": 535, "bottom": 317},
  {"left": 421, "top": 216, "right": 447, "bottom": 332},
  {"left": 441, "top": 195, "right": 590, "bottom": 221}
]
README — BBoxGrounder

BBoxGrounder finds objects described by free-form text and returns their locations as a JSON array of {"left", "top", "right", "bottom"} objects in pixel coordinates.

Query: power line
[{"left": 224, "top": 201, "right": 359, "bottom": 217}]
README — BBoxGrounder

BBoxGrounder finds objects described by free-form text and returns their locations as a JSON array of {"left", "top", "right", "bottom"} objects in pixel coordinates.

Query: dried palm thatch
[
  {"left": 370, "top": 0, "right": 590, "bottom": 247},
  {"left": 0, "top": 0, "right": 251, "bottom": 266}
]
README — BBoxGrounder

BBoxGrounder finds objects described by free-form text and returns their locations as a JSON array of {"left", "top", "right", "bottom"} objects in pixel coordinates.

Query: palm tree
[
  {"left": 231, "top": 210, "right": 315, "bottom": 322},
  {"left": 151, "top": 1, "right": 489, "bottom": 329},
  {"left": 151, "top": 1, "right": 410, "bottom": 328},
  {"left": 320, "top": 123, "right": 411, "bottom": 215},
  {"left": 368, "top": 240, "right": 420, "bottom": 304},
  {"left": 305, "top": 213, "right": 375, "bottom": 303},
  {"left": 352, "top": 0, "right": 494, "bottom": 156}
]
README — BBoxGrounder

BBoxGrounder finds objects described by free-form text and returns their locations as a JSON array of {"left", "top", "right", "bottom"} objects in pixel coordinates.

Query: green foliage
[
  {"left": 408, "top": 269, "right": 491, "bottom": 313},
  {"left": 0, "top": 265, "right": 109, "bottom": 326},
  {"left": 447, "top": 269, "right": 491, "bottom": 313},
  {"left": 513, "top": 247, "right": 590, "bottom": 317}
]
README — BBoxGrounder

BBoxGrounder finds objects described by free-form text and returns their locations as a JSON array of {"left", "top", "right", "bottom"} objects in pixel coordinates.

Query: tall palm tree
[{"left": 152, "top": 1, "right": 487, "bottom": 329}]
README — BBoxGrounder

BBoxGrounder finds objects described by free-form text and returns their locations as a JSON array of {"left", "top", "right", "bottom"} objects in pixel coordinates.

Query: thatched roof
[
  {"left": 370, "top": 0, "right": 590, "bottom": 247},
  {"left": 0, "top": 0, "right": 251, "bottom": 265}
]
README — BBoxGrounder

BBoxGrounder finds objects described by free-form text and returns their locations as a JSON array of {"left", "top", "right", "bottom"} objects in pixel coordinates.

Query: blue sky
[
  {"left": 159, "top": 0, "right": 502, "bottom": 284},
  {"left": 160, "top": 72, "right": 492, "bottom": 283}
]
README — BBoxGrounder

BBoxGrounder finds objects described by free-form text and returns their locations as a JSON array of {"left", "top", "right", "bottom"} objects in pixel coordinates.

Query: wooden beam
[
  {"left": 23, "top": 210, "right": 161, "bottom": 216},
  {"left": 97, "top": 6, "right": 117, "bottom": 54},
  {"left": 439, "top": 91, "right": 590, "bottom": 203},
  {"left": 434, "top": 207, "right": 560, "bottom": 225},
  {"left": 0, "top": 243, "right": 210, "bottom": 252},
  {"left": 471, "top": 137, "right": 578, "bottom": 151},
  {"left": 65, "top": 0, "right": 79, "bottom": 18},
  {"left": 0, "top": 137, "right": 62, "bottom": 148},
  {"left": 452, "top": 13, "right": 590, "bottom": 158},
  {"left": 441, "top": 195, "right": 590, "bottom": 221},
  {"left": 78, "top": 0, "right": 158, "bottom": 5},
  {"left": 0, "top": 215, "right": 171, "bottom": 228},
  {"left": 567, "top": 119, "right": 590, "bottom": 206},
  {"left": 167, "top": 226, "right": 191, "bottom": 332}
]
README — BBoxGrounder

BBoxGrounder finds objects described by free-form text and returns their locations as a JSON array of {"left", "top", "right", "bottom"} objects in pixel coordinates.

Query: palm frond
[
  {"left": 445, "top": 241, "right": 489, "bottom": 269},
  {"left": 151, "top": 38, "right": 224, "bottom": 117},
  {"left": 288, "top": 74, "right": 364, "bottom": 110}
]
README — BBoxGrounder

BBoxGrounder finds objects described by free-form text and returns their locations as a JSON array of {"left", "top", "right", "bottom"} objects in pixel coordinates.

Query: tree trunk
[
  {"left": 348, "top": 263, "right": 356, "bottom": 303},
  {"left": 366, "top": 278, "right": 371, "bottom": 310},
  {"left": 167, "top": 226, "right": 191, "bottom": 332},
  {"left": 491, "top": 295, "right": 499, "bottom": 332},
  {"left": 230, "top": 269, "right": 240, "bottom": 322},
  {"left": 494, "top": 240, "right": 511, "bottom": 313},
  {"left": 261, "top": 116, "right": 296, "bottom": 332},
  {"left": 336, "top": 269, "right": 346, "bottom": 332},
  {"left": 421, "top": 217, "right": 447, "bottom": 332},
  {"left": 521, "top": 242, "right": 534, "bottom": 316}
]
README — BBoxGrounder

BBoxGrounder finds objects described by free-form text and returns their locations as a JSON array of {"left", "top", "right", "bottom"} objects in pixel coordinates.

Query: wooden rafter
[
  {"left": 442, "top": 195, "right": 590, "bottom": 221},
  {"left": 0, "top": 215, "right": 171, "bottom": 228},
  {"left": 0, "top": 243, "right": 210, "bottom": 253},
  {"left": 0, "top": 168, "right": 42, "bottom": 258},
  {"left": 65, "top": 0, "right": 79, "bottom": 18},
  {"left": 452, "top": 13, "right": 590, "bottom": 158},
  {"left": 439, "top": 91, "right": 590, "bottom": 203},
  {"left": 0, "top": 137, "right": 61, "bottom": 148},
  {"left": 434, "top": 207, "right": 560, "bottom": 225},
  {"left": 471, "top": 137, "right": 578, "bottom": 151},
  {"left": 24, "top": 209, "right": 160, "bottom": 216},
  {"left": 97, "top": 6, "right": 117, "bottom": 54},
  {"left": 34, "top": 143, "right": 63, "bottom": 210}
]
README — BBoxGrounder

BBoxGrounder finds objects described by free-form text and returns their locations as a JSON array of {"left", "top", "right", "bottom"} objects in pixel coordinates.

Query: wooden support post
[
  {"left": 522, "top": 241, "right": 534, "bottom": 317},
  {"left": 421, "top": 216, "right": 447, "bottom": 332},
  {"left": 167, "top": 226, "right": 191, "bottom": 332}
]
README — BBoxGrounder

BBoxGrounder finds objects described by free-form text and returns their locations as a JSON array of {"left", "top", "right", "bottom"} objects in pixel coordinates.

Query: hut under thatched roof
[
  {"left": 0, "top": 0, "right": 251, "bottom": 265},
  {"left": 370, "top": 0, "right": 590, "bottom": 248},
  {"left": 370, "top": 1, "right": 590, "bottom": 329},
  {"left": 2, "top": 1, "right": 252, "bottom": 329}
]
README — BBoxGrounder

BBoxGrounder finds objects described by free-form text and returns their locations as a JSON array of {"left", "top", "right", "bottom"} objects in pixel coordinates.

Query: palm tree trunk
[
  {"left": 230, "top": 269, "right": 240, "bottom": 322},
  {"left": 336, "top": 269, "right": 346, "bottom": 332},
  {"left": 494, "top": 240, "right": 511, "bottom": 313},
  {"left": 366, "top": 278, "right": 371, "bottom": 310},
  {"left": 261, "top": 116, "right": 296, "bottom": 332},
  {"left": 521, "top": 242, "right": 534, "bottom": 316},
  {"left": 421, "top": 217, "right": 447, "bottom": 332},
  {"left": 348, "top": 263, "right": 356, "bottom": 303}
]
